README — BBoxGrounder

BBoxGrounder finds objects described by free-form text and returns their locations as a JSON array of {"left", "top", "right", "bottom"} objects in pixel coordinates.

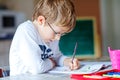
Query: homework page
[{"left": 48, "top": 64, "right": 107, "bottom": 74}]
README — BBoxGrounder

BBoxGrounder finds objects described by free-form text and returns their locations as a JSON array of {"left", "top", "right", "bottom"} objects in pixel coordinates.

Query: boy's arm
[
  {"left": 18, "top": 40, "right": 54, "bottom": 74},
  {"left": 13, "top": 27, "right": 55, "bottom": 74},
  {"left": 51, "top": 41, "right": 80, "bottom": 69},
  {"left": 50, "top": 40, "right": 68, "bottom": 66}
]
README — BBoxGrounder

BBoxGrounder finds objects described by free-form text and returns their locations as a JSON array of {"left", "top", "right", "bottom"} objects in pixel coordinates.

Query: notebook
[{"left": 48, "top": 64, "right": 111, "bottom": 74}]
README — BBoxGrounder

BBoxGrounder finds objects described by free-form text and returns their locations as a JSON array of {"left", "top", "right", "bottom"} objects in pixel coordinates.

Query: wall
[
  {"left": 0, "top": 0, "right": 34, "bottom": 20},
  {"left": 12, "top": 0, "right": 34, "bottom": 20},
  {"left": 73, "top": 0, "right": 101, "bottom": 32},
  {"left": 7, "top": 0, "right": 34, "bottom": 20},
  {"left": 0, "top": 40, "right": 11, "bottom": 67},
  {"left": 74, "top": 0, "right": 100, "bottom": 21},
  {"left": 74, "top": 0, "right": 120, "bottom": 57},
  {"left": 100, "top": 0, "right": 120, "bottom": 55},
  {"left": 73, "top": 0, "right": 102, "bottom": 57},
  {"left": 0, "top": 0, "right": 34, "bottom": 67}
]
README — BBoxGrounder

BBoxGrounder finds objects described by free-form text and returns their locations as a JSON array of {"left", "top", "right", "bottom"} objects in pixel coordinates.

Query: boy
[{"left": 9, "top": 0, "right": 80, "bottom": 76}]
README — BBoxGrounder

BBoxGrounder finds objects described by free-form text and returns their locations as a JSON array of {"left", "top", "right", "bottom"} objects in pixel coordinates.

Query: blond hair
[{"left": 32, "top": 0, "right": 76, "bottom": 31}]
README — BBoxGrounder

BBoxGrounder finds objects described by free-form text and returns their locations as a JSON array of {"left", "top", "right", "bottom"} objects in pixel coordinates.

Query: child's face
[{"left": 40, "top": 23, "right": 69, "bottom": 43}]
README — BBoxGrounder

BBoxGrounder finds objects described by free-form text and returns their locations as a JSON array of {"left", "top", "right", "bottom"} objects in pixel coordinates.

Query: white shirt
[{"left": 9, "top": 20, "right": 67, "bottom": 76}]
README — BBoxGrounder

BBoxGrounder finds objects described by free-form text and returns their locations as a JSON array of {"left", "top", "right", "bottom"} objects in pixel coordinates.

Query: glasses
[{"left": 47, "top": 23, "right": 66, "bottom": 36}]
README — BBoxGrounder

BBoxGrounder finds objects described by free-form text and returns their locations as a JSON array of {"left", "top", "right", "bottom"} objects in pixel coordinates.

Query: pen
[
  {"left": 71, "top": 42, "right": 78, "bottom": 64},
  {"left": 83, "top": 75, "right": 109, "bottom": 79},
  {"left": 107, "top": 72, "right": 120, "bottom": 75},
  {"left": 103, "top": 74, "right": 120, "bottom": 78},
  {"left": 103, "top": 72, "right": 120, "bottom": 78}
]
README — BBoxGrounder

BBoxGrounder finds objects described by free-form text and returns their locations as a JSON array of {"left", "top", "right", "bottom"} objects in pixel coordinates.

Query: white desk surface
[
  {"left": 0, "top": 61, "right": 111, "bottom": 80},
  {"left": 0, "top": 74, "right": 70, "bottom": 80}
]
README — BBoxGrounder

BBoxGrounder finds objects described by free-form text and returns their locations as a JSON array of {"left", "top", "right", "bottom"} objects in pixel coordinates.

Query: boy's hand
[
  {"left": 64, "top": 58, "right": 80, "bottom": 70},
  {"left": 49, "top": 58, "right": 56, "bottom": 68}
]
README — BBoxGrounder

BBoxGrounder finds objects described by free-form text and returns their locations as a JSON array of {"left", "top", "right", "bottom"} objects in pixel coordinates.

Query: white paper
[{"left": 48, "top": 64, "right": 107, "bottom": 74}]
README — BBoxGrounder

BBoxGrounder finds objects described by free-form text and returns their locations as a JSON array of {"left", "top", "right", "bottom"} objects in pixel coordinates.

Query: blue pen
[
  {"left": 107, "top": 72, "right": 120, "bottom": 75},
  {"left": 103, "top": 72, "right": 120, "bottom": 78}
]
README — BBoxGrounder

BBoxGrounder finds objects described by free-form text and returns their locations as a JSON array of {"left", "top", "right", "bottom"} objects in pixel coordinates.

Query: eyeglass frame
[{"left": 47, "top": 23, "right": 67, "bottom": 36}]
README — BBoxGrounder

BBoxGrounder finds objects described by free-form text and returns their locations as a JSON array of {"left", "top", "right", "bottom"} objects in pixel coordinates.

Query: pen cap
[{"left": 108, "top": 47, "right": 120, "bottom": 70}]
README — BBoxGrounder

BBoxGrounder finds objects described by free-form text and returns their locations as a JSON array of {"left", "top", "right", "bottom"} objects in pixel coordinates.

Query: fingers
[
  {"left": 49, "top": 58, "right": 56, "bottom": 68},
  {"left": 69, "top": 58, "right": 80, "bottom": 70},
  {"left": 64, "top": 58, "right": 80, "bottom": 70}
]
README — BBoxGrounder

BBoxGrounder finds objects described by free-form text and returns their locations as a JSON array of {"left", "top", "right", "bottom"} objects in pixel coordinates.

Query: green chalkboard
[{"left": 59, "top": 17, "right": 101, "bottom": 59}]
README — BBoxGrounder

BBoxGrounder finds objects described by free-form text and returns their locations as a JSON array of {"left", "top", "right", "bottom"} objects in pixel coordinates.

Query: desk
[
  {"left": 0, "top": 61, "right": 111, "bottom": 80},
  {"left": 0, "top": 73, "right": 70, "bottom": 80}
]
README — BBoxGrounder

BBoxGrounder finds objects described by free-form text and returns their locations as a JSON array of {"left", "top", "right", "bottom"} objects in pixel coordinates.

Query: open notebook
[{"left": 48, "top": 63, "right": 111, "bottom": 74}]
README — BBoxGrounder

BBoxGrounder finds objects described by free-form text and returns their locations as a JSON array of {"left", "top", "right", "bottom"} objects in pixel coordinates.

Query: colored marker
[
  {"left": 103, "top": 74, "right": 120, "bottom": 78},
  {"left": 107, "top": 72, "right": 120, "bottom": 75},
  {"left": 83, "top": 75, "right": 109, "bottom": 79}
]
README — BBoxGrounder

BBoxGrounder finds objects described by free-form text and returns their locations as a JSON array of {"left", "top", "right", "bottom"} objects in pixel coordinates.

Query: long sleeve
[
  {"left": 17, "top": 32, "right": 53, "bottom": 74},
  {"left": 9, "top": 21, "right": 54, "bottom": 76},
  {"left": 49, "top": 40, "right": 68, "bottom": 66}
]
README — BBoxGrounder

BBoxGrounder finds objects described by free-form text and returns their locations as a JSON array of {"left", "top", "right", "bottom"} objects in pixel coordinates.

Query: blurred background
[{"left": 0, "top": 0, "right": 120, "bottom": 67}]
